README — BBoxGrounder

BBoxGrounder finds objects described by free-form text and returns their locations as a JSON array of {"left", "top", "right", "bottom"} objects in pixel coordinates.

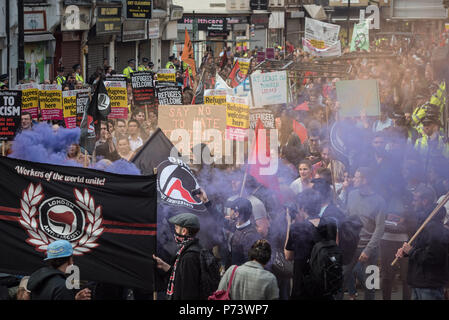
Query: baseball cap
[
  {"left": 227, "top": 197, "right": 252, "bottom": 216},
  {"left": 168, "top": 213, "right": 200, "bottom": 229},
  {"left": 44, "top": 240, "right": 73, "bottom": 261}
]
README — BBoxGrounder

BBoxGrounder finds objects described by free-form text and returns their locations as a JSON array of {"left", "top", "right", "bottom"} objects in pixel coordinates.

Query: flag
[
  {"left": 192, "top": 72, "right": 204, "bottom": 104},
  {"left": 215, "top": 72, "right": 231, "bottom": 91},
  {"left": 181, "top": 29, "right": 197, "bottom": 77},
  {"left": 294, "top": 101, "right": 309, "bottom": 111},
  {"left": 350, "top": 20, "right": 370, "bottom": 52},
  {"left": 229, "top": 60, "right": 246, "bottom": 88},
  {"left": 79, "top": 78, "right": 110, "bottom": 154},
  {"left": 292, "top": 119, "right": 308, "bottom": 144},
  {"left": 219, "top": 49, "right": 227, "bottom": 70},
  {"left": 0, "top": 156, "right": 157, "bottom": 290},
  {"left": 248, "top": 119, "right": 280, "bottom": 191}
]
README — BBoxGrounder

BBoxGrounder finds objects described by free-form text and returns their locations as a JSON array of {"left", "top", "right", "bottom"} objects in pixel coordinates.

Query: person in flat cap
[
  {"left": 123, "top": 59, "right": 136, "bottom": 79},
  {"left": 27, "top": 240, "right": 91, "bottom": 300},
  {"left": 153, "top": 213, "right": 204, "bottom": 300}
]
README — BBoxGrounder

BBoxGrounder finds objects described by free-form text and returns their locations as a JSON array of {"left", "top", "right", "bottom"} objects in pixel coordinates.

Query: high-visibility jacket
[
  {"left": 165, "top": 61, "right": 175, "bottom": 69},
  {"left": 123, "top": 66, "right": 135, "bottom": 79},
  {"left": 56, "top": 75, "right": 66, "bottom": 86},
  {"left": 414, "top": 133, "right": 449, "bottom": 159},
  {"left": 137, "top": 65, "right": 148, "bottom": 71},
  {"left": 75, "top": 73, "right": 84, "bottom": 83},
  {"left": 182, "top": 61, "right": 192, "bottom": 76}
]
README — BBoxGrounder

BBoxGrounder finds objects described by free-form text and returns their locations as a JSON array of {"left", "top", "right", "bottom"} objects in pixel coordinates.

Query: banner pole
[{"left": 2, "top": 141, "right": 5, "bottom": 156}]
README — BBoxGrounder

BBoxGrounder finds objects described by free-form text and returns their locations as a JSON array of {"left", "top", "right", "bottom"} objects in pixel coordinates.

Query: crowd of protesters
[{"left": 2, "top": 28, "right": 449, "bottom": 300}]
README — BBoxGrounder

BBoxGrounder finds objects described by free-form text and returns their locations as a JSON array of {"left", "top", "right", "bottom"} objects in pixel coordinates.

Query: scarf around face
[{"left": 166, "top": 234, "right": 195, "bottom": 298}]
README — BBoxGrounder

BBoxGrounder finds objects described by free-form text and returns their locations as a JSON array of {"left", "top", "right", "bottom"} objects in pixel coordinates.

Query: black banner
[
  {"left": 126, "top": 0, "right": 151, "bottom": 19},
  {"left": 0, "top": 156, "right": 157, "bottom": 290},
  {"left": 96, "top": 6, "right": 122, "bottom": 35},
  {"left": 130, "top": 72, "right": 155, "bottom": 107},
  {"left": 0, "top": 90, "right": 22, "bottom": 141},
  {"left": 156, "top": 85, "right": 182, "bottom": 106}
]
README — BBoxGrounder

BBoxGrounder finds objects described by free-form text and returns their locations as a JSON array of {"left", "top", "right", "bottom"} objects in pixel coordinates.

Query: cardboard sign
[
  {"left": 158, "top": 104, "right": 227, "bottom": 155},
  {"left": 0, "top": 90, "right": 22, "bottom": 141},
  {"left": 16, "top": 83, "right": 39, "bottom": 120},
  {"left": 62, "top": 90, "right": 78, "bottom": 129},
  {"left": 131, "top": 72, "right": 155, "bottom": 107},
  {"left": 250, "top": 71, "right": 288, "bottom": 107},
  {"left": 226, "top": 95, "right": 249, "bottom": 141},
  {"left": 336, "top": 79, "right": 380, "bottom": 118},
  {"left": 204, "top": 89, "right": 227, "bottom": 105},
  {"left": 39, "top": 84, "right": 63, "bottom": 121},
  {"left": 104, "top": 78, "right": 128, "bottom": 119},
  {"left": 76, "top": 90, "right": 90, "bottom": 127},
  {"left": 156, "top": 85, "right": 182, "bottom": 105},
  {"left": 249, "top": 108, "right": 275, "bottom": 129}
]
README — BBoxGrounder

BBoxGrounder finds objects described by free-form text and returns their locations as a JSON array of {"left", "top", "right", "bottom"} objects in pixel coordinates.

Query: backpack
[
  {"left": 338, "top": 215, "right": 363, "bottom": 265},
  {"left": 188, "top": 246, "right": 222, "bottom": 300},
  {"left": 304, "top": 224, "right": 343, "bottom": 298}
]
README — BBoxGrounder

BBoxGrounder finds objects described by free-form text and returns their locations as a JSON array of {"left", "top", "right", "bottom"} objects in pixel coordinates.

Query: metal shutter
[{"left": 61, "top": 41, "right": 80, "bottom": 74}]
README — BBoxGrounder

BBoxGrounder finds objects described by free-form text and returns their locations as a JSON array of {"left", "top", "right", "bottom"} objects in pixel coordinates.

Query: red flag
[
  {"left": 248, "top": 119, "right": 280, "bottom": 191},
  {"left": 229, "top": 60, "right": 246, "bottom": 88},
  {"left": 292, "top": 119, "right": 308, "bottom": 144}
]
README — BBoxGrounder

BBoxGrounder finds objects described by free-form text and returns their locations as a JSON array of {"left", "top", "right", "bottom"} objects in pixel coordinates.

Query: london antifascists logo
[
  {"left": 156, "top": 157, "right": 205, "bottom": 212},
  {"left": 19, "top": 183, "right": 104, "bottom": 255}
]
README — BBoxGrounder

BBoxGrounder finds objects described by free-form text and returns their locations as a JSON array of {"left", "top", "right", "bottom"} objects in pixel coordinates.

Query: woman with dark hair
[{"left": 217, "top": 239, "right": 279, "bottom": 300}]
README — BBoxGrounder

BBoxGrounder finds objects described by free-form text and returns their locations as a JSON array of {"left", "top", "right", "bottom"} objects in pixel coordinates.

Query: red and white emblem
[{"left": 19, "top": 183, "right": 104, "bottom": 255}]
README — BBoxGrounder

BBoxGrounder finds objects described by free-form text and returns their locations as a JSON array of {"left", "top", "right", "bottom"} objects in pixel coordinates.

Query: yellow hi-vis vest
[
  {"left": 414, "top": 133, "right": 449, "bottom": 158},
  {"left": 56, "top": 76, "right": 66, "bottom": 86},
  {"left": 123, "top": 66, "right": 135, "bottom": 79},
  {"left": 137, "top": 65, "right": 148, "bottom": 71},
  {"left": 75, "top": 73, "right": 84, "bottom": 83}
]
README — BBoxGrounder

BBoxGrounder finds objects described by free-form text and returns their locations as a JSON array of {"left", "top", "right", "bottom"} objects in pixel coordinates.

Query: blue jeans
[
  {"left": 342, "top": 247, "right": 378, "bottom": 300},
  {"left": 412, "top": 287, "right": 445, "bottom": 300}
]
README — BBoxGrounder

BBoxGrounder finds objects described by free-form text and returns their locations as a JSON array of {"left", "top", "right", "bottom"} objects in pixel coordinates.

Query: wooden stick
[
  {"left": 1, "top": 142, "right": 5, "bottom": 157},
  {"left": 391, "top": 191, "right": 449, "bottom": 266},
  {"left": 239, "top": 166, "right": 248, "bottom": 197}
]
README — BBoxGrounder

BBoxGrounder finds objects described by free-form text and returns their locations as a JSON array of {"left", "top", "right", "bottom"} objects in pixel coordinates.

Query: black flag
[
  {"left": 0, "top": 156, "right": 157, "bottom": 290},
  {"left": 79, "top": 78, "right": 110, "bottom": 154}
]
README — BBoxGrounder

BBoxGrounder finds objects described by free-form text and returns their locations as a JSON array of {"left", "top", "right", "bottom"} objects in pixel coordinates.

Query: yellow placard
[
  {"left": 157, "top": 72, "right": 176, "bottom": 82},
  {"left": 40, "top": 90, "right": 62, "bottom": 111},
  {"left": 204, "top": 95, "right": 226, "bottom": 105},
  {"left": 226, "top": 101, "right": 249, "bottom": 128},
  {"left": 62, "top": 93, "right": 77, "bottom": 118},
  {"left": 310, "top": 39, "right": 325, "bottom": 49}
]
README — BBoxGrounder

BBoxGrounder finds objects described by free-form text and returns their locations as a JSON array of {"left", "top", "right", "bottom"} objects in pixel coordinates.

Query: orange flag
[{"left": 181, "top": 29, "right": 197, "bottom": 77}]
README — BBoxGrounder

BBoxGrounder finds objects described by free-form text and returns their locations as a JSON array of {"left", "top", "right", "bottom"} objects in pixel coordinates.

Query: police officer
[
  {"left": 55, "top": 68, "right": 66, "bottom": 86},
  {"left": 72, "top": 64, "right": 84, "bottom": 83},
  {"left": 137, "top": 58, "right": 150, "bottom": 71},
  {"left": 0, "top": 74, "right": 9, "bottom": 89},
  {"left": 165, "top": 55, "right": 176, "bottom": 69},
  {"left": 123, "top": 59, "right": 136, "bottom": 79}
]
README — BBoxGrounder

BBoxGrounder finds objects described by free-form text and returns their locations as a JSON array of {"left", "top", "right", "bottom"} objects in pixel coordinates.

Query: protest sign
[
  {"left": 131, "top": 72, "right": 155, "bottom": 107},
  {"left": 62, "top": 90, "right": 78, "bottom": 129},
  {"left": 39, "top": 84, "right": 63, "bottom": 121},
  {"left": 336, "top": 79, "right": 380, "bottom": 118},
  {"left": 226, "top": 95, "right": 249, "bottom": 141},
  {"left": 249, "top": 108, "right": 275, "bottom": 129},
  {"left": 257, "top": 51, "right": 266, "bottom": 63},
  {"left": 158, "top": 104, "right": 227, "bottom": 156},
  {"left": 156, "top": 85, "right": 182, "bottom": 105},
  {"left": 235, "top": 58, "right": 251, "bottom": 75},
  {"left": 266, "top": 48, "right": 275, "bottom": 59},
  {"left": 303, "top": 18, "right": 341, "bottom": 57},
  {"left": 0, "top": 156, "right": 157, "bottom": 290},
  {"left": 157, "top": 69, "right": 176, "bottom": 83},
  {"left": 76, "top": 90, "right": 90, "bottom": 127},
  {"left": 350, "top": 20, "right": 370, "bottom": 52},
  {"left": 250, "top": 71, "right": 288, "bottom": 107},
  {"left": 104, "top": 77, "right": 128, "bottom": 119},
  {"left": 204, "top": 89, "right": 227, "bottom": 105},
  {"left": 0, "top": 90, "right": 22, "bottom": 141},
  {"left": 16, "top": 83, "right": 39, "bottom": 120}
]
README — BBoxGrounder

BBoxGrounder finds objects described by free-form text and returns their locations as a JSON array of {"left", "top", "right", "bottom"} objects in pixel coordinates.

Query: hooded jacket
[{"left": 27, "top": 266, "right": 74, "bottom": 300}]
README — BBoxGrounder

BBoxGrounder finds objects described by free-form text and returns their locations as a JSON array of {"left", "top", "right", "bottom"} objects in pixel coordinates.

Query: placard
[
  {"left": 0, "top": 90, "right": 22, "bottom": 141},
  {"left": 104, "top": 78, "right": 128, "bottom": 119},
  {"left": 249, "top": 108, "right": 275, "bottom": 129},
  {"left": 76, "top": 90, "right": 90, "bottom": 127},
  {"left": 250, "top": 71, "right": 288, "bottom": 107},
  {"left": 336, "top": 79, "right": 380, "bottom": 118},
  {"left": 16, "top": 83, "right": 39, "bottom": 120},
  {"left": 156, "top": 85, "right": 182, "bottom": 105},
  {"left": 204, "top": 89, "right": 227, "bottom": 105},
  {"left": 226, "top": 95, "right": 249, "bottom": 141},
  {"left": 157, "top": 69, "right": 176, "bottom": 83},
  {"left": 62, "top": 90, "right": 78, "bottom": 129},
  {"left": 303, "top": 17, "right": 341, "bottom": 57},
  {"left": 130, "top": 72, "right": 155, "bottom": 107},
  {"left": 39, "top": 84, "right": 63, "bottom": 121}
]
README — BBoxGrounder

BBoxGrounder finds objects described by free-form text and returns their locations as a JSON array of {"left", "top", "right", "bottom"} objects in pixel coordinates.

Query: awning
[
  {"left": 304, "top": 5, "right": 327, "bottom": 21},
  {"left": 24, "top": 33, "right": 55, "bottom": 43}
]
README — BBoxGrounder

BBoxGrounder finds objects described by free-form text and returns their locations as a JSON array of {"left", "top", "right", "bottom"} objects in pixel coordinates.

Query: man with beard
[{"left": 395, "top": 184, "right": 449, "bottom": 300}]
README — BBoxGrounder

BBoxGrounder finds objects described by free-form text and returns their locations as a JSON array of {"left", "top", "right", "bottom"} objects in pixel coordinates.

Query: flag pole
[{"left": 2, "top": 141, "right": 5, "bottom": 156}]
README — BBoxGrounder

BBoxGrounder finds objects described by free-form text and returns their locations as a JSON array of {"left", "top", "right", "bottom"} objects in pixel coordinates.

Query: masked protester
[
  {"left": 27, "top": 240, "right": 91, "bottom": 300},
  {"left": 153, "top": 213, "right": 203, "bottom": 300}
]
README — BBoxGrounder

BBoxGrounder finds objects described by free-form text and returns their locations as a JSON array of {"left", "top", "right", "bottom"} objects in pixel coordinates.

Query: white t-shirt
[{"left": 128, "top": 136, "right": 143, "bottom": 152}]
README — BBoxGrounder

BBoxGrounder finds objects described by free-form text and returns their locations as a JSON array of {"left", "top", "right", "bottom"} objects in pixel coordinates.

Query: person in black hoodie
[
  {"left": 395, "top": 184, "right": 449, "bottom": 300},
  {"left": 27, "top": 240, "right": 91, "bottom": 300}
]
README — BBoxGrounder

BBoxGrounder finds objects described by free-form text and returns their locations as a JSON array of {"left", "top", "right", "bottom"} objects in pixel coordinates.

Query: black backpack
[
  {"left": 188, "top": 246, "right": 222, "bottom": 300},
  {"left": 338, "top": 215, "right": 363, "bottom": 265},
  {"left": 304, "top": 223, "right": 343, "bottom": 298}
]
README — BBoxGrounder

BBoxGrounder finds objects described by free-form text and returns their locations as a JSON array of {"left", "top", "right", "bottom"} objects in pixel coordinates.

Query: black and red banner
[
  {"left": 0, "top": 90, "right": 22, "bottom": 141},
  {"left": 0, "top": 156, "right": 157, "bottom": 290},
  {"left": 131, "top": 71, "right": 155, "bottom": 107}
]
